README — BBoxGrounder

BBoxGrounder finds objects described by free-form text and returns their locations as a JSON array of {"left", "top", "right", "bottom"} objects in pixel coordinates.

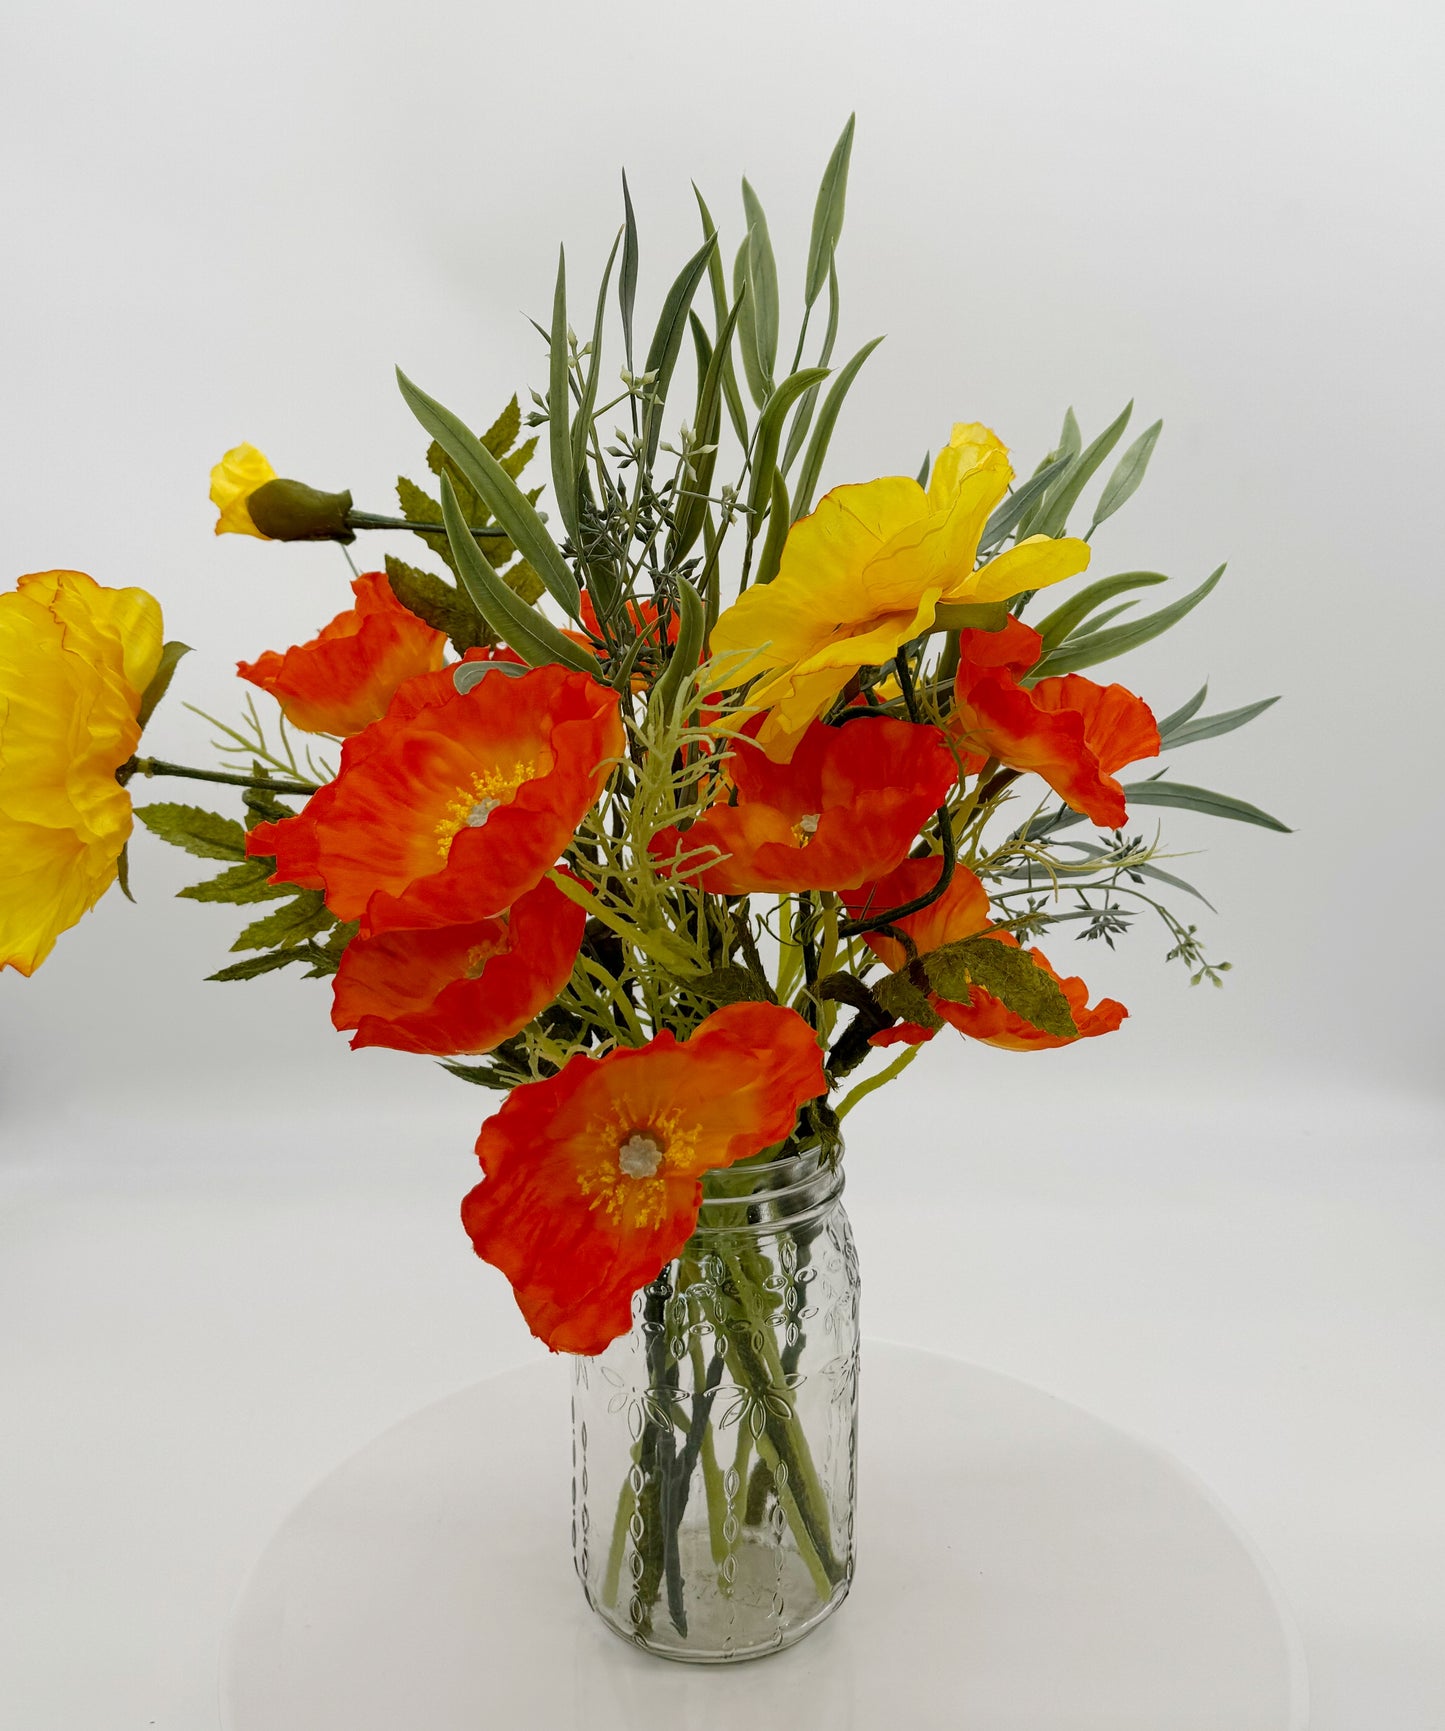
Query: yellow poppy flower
[
  {"left": 210, "top": 443, "right": 278, "bottom": 537},
  {"left": 710, "top": 423, "right": 1090, "bottom": 760},
  {"left": 0, "top": 571, "right": 164, "bottom": 975}
]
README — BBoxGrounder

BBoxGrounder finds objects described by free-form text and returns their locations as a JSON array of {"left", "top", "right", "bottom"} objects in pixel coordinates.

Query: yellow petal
[
  {"left": 209, "top": 443, "right": 277, "bottom": 537},
  {"left": 927, "top": 422, "right": 1011, "bottom": 513},
  {"left": 961, "top": 534, "right": 1091, "bottom": 604}
]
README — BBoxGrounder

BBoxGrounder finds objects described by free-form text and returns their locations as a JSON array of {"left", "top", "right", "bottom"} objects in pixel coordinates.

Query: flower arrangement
[{"left": 2, "top": 121, "right": 1285, "bottom": 1657}]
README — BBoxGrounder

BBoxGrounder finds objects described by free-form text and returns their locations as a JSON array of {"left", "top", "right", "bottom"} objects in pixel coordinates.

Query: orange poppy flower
[
  {"left": 461, "top": 1002, "right": 827, "bottom": 1353},
  {"left": 651, "top": 715, "right": 957, "bottom": 894},
  {"left": 237, "top": 571, "right": 447, "bottom": 736},
  {"left": 330, "top": 873, "right": 585, "bottom": 1056},
  {"left": 844, "top": 857, "right": 1126, "bottom": 1051},
  {"left": 949, "top": 620, "right": 1160, "bottom": 829},
  {"left": 247, "top": 661, "right": 623, "bottom": 934}
]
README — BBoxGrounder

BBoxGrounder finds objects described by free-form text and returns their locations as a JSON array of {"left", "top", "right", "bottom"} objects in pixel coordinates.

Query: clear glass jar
[{"left": 571, "top": 1142, "right": 859, "bottom": 1662}]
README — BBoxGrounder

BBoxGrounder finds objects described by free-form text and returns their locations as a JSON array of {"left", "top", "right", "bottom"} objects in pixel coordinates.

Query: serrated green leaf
[
  {"left": 791, "top": 336, "right": 883, "bottom": 520},
  {"left": 439, "top": 475, "right": 597, "bottom": 672},
  {"left": 805, "top": 114, "right": 855, "bottom": 308},
  {"left": 1092, "top": 419, "right": 1162, "bottom": 528},
  {"left": 740, "top": 180, "right": 778, "bottom": 383},
  {"left": 640, "top": 231, "right": 718, "bottom": 465},
  {"left": 620, "top": 171, "right": 639, "bottom": 369},
  {"left": 302, "top": 919, "right": 358, "bottom": 976},
  {"left": 746, "top": 366, "right": 830, "bottom": 526},
  {"left": 924, "top": 935, "right": 1078, "bottom": 1039},
  {"left": 135, "top": 640, "right": 192, "bottom": 733},
  {"left": 1034, "top": 565, "right": 1225, "bottom": 678},
  {"left": 873, "top": 969, "right": 943, "bottom": 1031},
  {"left": 1159, "top": 695, "right": 1280, "bottom": 749},
  {"left": 1034, "top": 570, "right": 1169, "bottom": 655},
  {"left": 440, "top": 1058, "right": 514, "bottom": 1090},
  {"left": 134, "top": 803, "right": 247, "bottom": 861},
  {"left": 178, "top": 861, "right": 292, "bottom": 905},
  {"left": 693, "top": 182, "right": 749, "bottom": 446},
  {"left": 1120, "top": 778, "right": 1292, "bottom": 832},
  {"left": 1032, "top": 401, "right": 1134, "bottom": 538},
  {"left": 682, "top": 964, "right": 776, "bottom": 1006},
  {"left": 231, "top": 890, "right": 333, "bottom": 953},
  {"left": 397, "top": 369, "right": 581, "bottom": 619},
  {"left": 241, "top": 778, "right": 297, "bottom": 831},
  {"left": 383, "top": 555, "right": 492, "bottom": 653},
  {"left": 207, "top": 949, "right": 313, "bottom": 984}
]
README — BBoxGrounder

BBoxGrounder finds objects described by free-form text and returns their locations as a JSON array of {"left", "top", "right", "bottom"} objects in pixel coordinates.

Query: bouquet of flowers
[{"left": 1, "top": 121, "right": 1284, "bottom": 1660}]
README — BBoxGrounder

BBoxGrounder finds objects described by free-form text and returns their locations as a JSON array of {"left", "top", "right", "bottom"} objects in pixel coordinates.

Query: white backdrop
[{"left": 2, "top": 3, "right": 1443, "bottom": 1728}]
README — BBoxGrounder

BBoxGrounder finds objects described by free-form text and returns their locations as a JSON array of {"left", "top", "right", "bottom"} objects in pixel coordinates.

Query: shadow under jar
[{"left": 571, "top": 1139, "right": 860, "bottom": 1662}]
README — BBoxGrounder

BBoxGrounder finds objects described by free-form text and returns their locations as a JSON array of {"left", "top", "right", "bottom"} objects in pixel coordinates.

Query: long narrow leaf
[
  {"left": 805, "top": 114, "right": 855, "bottom": 308},
  {"left": 397, "top": 368, "right": 581, "bottom": 618},
  {"left": 1092, "top": 419, "right": 1162, "bottom": 528},
  {"left": 791, "top": 335, "right": 884, "bottom": 519},
  {"left": 571, "top": 229, "right": 620, "bottom": 506},
  {"left": 746, "top": 367, "right": 830, "bottom": 522},
  {"left": 1120, "top": 777, "right": 1291, "bottom": 832},
  {"left": 1017, "top": 409, "right": 1081, "bottom": 540},
  {"left": 740, "top": 179, "right": 779, "bottom": 382},
  {"left": 1160, "top": 695, "right": 1280, "bottom": 749},
  {"left": 755, "top": 470, "right": 792, "bottom": 585},
  {"left": 733, "top": 234, "right": 771, "bottom": 408},
  {"left": 1033, "top": 400, "right": 1134, "bottom": 538},
  {"left": 1034, "top": 570, "right": 1168, "bottom": 654},
  {"left": 780, "top": 256, "right": 840, "bottom": 476},
  {"left": 1033, "top": 564, "right": 1225, "bottom": 677},
  {"left": 439, "top": 475, "right": 596, "bottom": 673},
  {"left": 978, "top": 453, "right": 1073, "bottom": 552},
  {"left": 641, "top": 232, "right": 718, "bottom": 463},
  {"left": 548, "top": 247, "right": 579, "bottom": 548},
  {"left": 693, "top": 183, "right": 748, "bottom": 445},
  {"left": 1158, "top": 683, "right": 1209, "bottom": 735},
  {"left": 669, "top": 295, "right": 742, "bottom": 560},
  {"left": 619, "top": 172, "right": 639, "bottom": 369}
]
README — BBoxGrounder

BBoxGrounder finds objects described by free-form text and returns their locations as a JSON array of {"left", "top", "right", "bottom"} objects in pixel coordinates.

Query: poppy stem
[{"left": 118, "top": 757, "right": 320, "bottom": 797}]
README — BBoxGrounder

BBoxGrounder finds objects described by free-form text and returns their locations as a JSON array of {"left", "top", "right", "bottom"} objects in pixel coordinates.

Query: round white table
[{"left": 221, "top": 1341, "right": 1308, "bottom": 1730}]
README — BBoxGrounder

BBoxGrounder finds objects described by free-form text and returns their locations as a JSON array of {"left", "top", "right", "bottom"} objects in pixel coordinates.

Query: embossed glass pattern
[{"left": 571, "top": 1143, "right": 859, "bottom": 1661}]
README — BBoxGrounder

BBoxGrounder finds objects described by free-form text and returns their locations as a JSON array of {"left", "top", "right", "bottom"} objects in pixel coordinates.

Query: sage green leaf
[
  {"left": 548, "top": 246, "right": 580, "bottom": 548},
  {"left": 1120, "top": 777, "right": 1292, "bottom": 832},
  {"left": 1158, "top": 683, "right": 1209, "bottom": 735},
  {"left": 620, "top": 171, "right": 639, "bottom": 369},
  {"left": 178, "top": 861, "right": 292, "bottom": 905},
  {"left": 747, "top": 367, "right": 830, "bottom": 522},
  {"left": 979, "top": 453, "right": 1073, "bottom": 553},
  {"left": 572, "top": 229, "right": 621, "bottom": 512},
  {"left": 780, "top": 256, "right": 841, "bottom": 476},
  {"left": 231, "top": 890, "right": 333, "bottom": 952},
  {"left": 683, "top": 964, "right": 776, "bottom": 1006},
  {"left": 733, "top": 234, "right": 771, "bottom": 409},
  {"left": 1017, "top": 409, "right": 1082, "bottom": 539},
  {"left": 115, "top": 841, "right": 134, "bottom": 903},
  {"left": 438, "top": 476, "right": 597, "bottom": 673},
  {"left": 669, "top": 296, "right": 742, "bottom": 561},
  {"left": 207, "top": 949, "right": 313, "bottom": 983},
  {"left": 874, "top": 968, "right": 943, "bottom": 1031},
  {"left": 805, "top": 114, "right": 856, "bottom": 308},
  {"left": 924, "top": 935, "right": 1078, "bottom": 1038},
  {"left": 693, "top": 182, "right": 748, "bottom": 445},
  {"left": 931, "top": 600, "right": 1012, "bottom": 634},
  {"left": 916, "top": 451, "right": 931, "bottom": 488},
  {"left": 1034, "top": 571, "right": 1169, "bottom": 654},
  {"left": 1032, "top": 401, "right": 1134, "bottom": 538},
  {"left": 740, "top": 179, "right": 779, "bottom": 382},
  {"left": 641, "top": 231, "right": 718, "bottom": 463},
  {"left": 383, "top": 555, "right": 492, "bottom": 653},
  {"left": 133, "top": 803, "right": 247, "bottom": 861},
  {"left": 1159, "top": 695, "right": 1280, "bottom": 749},
  {"left": 479, "top": 396, "right": 521, "bottom": 458},
  {"left": 397, "top": 368, "right": 581, "bottom": 618},
  {"left": 755, "top": 469, "right": 792, "bottom": 586},
  {"left": 651, "top": 578, "right": 706, "bottom": 722},
  {"left": 1092, "top": 419, "right": 1163, "bottom": 529},
  {"left": 790, "top": 336, "right": 883, "bottom": 520},
  {"left": 135, "top": 641, "right": 192, "bottom": 732},
  {"left": 1034, "top": 565, "right": 1226, "bottom": 677}
]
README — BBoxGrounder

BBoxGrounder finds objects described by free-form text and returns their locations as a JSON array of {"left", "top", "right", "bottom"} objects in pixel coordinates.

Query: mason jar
[{"left": 570, "top": 1141, "right": 860, "bottom": 1661}]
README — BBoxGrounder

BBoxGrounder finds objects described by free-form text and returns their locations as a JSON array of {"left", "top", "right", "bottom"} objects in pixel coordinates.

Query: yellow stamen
[{"left": 434, "top": 760, "right": 538, "bottom": 857}]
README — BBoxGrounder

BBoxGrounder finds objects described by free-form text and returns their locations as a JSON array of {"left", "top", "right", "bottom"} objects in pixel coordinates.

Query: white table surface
[{"left": 2, "top": 1080, "right": 1442, "bottom": 1729}]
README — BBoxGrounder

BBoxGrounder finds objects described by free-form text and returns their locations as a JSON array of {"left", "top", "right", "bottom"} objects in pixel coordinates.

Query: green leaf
[
  {"left": 651, "top": 578, "right": 706, "bottom": 722},
  {"left": 480, "top": 396, "right": 521, "bottom": 458},
  {"left": 1158, "top": 683, "right": 1209, "bottom": 735},
  {"left": 682, "top": 964, "right": 777, "bottom": 1006},
  {"left": 1032, "top": 401, "right": 1134, "bottom": 538},
  {"left": 1092, "top": 419, "right": 1163, "bottom": 529},
  {"left": 1034, "top": 564, "right": 1226, "bottom": 677},
  {"left": 178, "top": 861, "right": 292, "bottom": 905},
  {"left": 733, "top": 234, "right": 770, "bottom": 409},
  {"left": 1159, "top": 695, "right": 1280, "bottom": 749},
  {"left": 301, "top": 919, "right": 358, "bottom": 977},
  {"left": 1017, "top": 409, "right": 1081, "bottom": 540},
  {"left": 669, "top": 296, "right": 742, "bottom": 562},
  {"left": 1120, "top": 778, "right": 1292, "bottom": 832},
  {"left": 924, "top": 935, "right": 1078, "bottom": 1038},
  {"left": 740, "top": 180, "right": 779, "bottom": 383},
  {"left": 115, "top": 841, "right": 134, "bottom": 903},
  {"left": 1033, "top": 570, "right": 1169, "bottom": 655},
  {"left": 978, "top": 453, "right": 1074, "bottom": 553},
  {"left": 620, "top": 171, "right": 639, "bottom": 369},
  {"left": 915, "top": 451, "right": 931, "bottom": 488},
  {"left": 548, "top": 246, "right": 580, "bottom": 549},
  {"left": 438, "top": 475, "right": 598, "bottom": 673},
  {"left": 572, "top": 228, "right": 621, "bottom": 520},
  {"left": 746, "top": 367, "right": 830, "bottom": 523},
  {"left": 692, "top": 182, "right": 749, "bottom": 446},
  {"left": 207, "top": 949, "right": 313, "bottom": 984},
  {"left": 931, "top": 600, "right": 1013, "bottom": 633},
  {"left": 640, "top": 231, "right": 718, "bottom": 464},
  {"left": 133, "top": 803, "right": 247, "bottom": 861},
  {"left": 231, "top": 890, "right": 333, "bottom": 953},
  {"left": 873, "top": 969, "right": 943, "bottom": 1031},
  {"left": 383, "top": 555, "right": 492, "bottom": 653},
  {"left": 241, "top": 778, "right": 297, "bottom": 830},
  {"left": 397, "top": 368, "right": 581, "bottom": 619},
  {"left": 755, "top": 469, "right": 792, "bottom": 586},
  {"left": 780, "top": 256, "right": 841, "bottom": 476},
  {"left": 805, "top": 114, "right": 856, "bottom": 308},
  {"left": 791, "top": 336, "right": 884, "bottom": 520},
  {"left": 440, "top": 1058, "right": 514, "bottom": 1090},
  {"left": 135, "top": 641, "right": 192, "bottom": 732}
]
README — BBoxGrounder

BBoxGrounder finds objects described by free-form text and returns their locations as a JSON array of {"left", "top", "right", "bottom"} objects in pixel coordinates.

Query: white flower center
[
  {"left": 618, "top": 1132, "right": 665, "bottom": 1179},
  {"left": 798, "top": 812, "right": 821, "bottom": 836},
  {"left": 466, "top": 797, "right": 502, "bottom": 828}
]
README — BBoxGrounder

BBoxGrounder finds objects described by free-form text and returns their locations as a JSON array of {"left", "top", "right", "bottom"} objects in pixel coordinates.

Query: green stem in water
[{"left": 118, "top": 757, "right": 319, "bottom": 797}]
